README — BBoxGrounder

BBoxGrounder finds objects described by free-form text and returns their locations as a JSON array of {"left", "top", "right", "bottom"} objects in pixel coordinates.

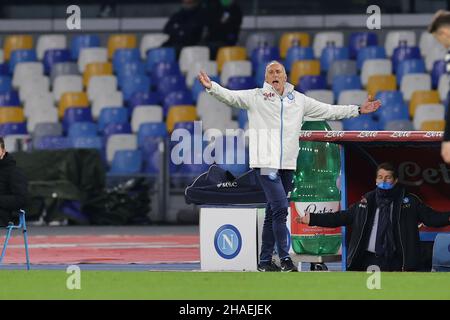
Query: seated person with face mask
[{"left": 296, "top": 162, "right": 450, "bottom": 271}]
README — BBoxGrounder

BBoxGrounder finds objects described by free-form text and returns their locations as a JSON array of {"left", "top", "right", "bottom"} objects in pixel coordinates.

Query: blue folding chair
[
  {"left": 332, "top": 75, "right": 361, "bottom": 101},
  {"left": 0, "top": 122, "right": 27, "bottom": 136},
  {"left": 432, "top": 233, "right": 450, "bottom": 272},
  {"left": 391, "top": 46, "right": 421, "bottom": 74},
  {"left": 163, "top": 89, "right": 194, "bottom": 116},
  {"left": 191, "top": 76, "right": 219, "bottom": 102},
  {"left": 431, "top": 60, "right": 446, "bottom": 89},
  {"left": 0, "top": 76, "right": 12, "bottom": 93},
  {"left": 9, "top": 49, "right": 37, "bottom": 74},
  {"left": 138, "top": 122, "right": 167, "bottom": 146},
  {"left": 343, "top": 114, "right": 378, "bottom": 131},
  {"left": 396, "top": 59, "right": 426, "bottom": 85},
  {"left": 0, "top": 91, "right": 20, "bottom": 107},
  {"left": 296, "top": 75, "right": 327, "bottom": 93},
  {"left": 150, "top": 61, "right": 181, "bottom": 82},
  {"left": 0, "top": 210, "right": 30, "bottom": 270},
  {"left": 157, "top": 74, "right": 187, "bottom": 97},
  {"left": 0, "top": 63, "right": 9, "bottom": 76},
  {"left": 128, "top": 91, "right": 160, "bottom": 110},
  {"left": 121, "top": 74, "right": 151, "bottom": 102},
  {"left": 227, "top": 76, "right": 257, "bottom": 90},
  {"left": 356, "top": 46, "right": 386, "bottom": 70},
  {"left": 250, "top": 46, "right": 280, "bottom": 72},
  {"left": 349, "top": 32, "right": 378, "bottom": 59},
  {"left": 43, "top": 49, "right": 72, "bottom": 75},
  {"left": 284, "top": 46, "right": 314, "bottom": 72},
  {"left": 70, "top": 34, "right": 101, "bottom": 60},
  {"left": 112, "top": 48, "right": 140, "bottom": 73},
  {"left": 320, "top": 46, "right": 349, "bottom": 72},
  {"left": 98, "top": 107, "right": 128, "bottom": 132},
  {"left": 146, "top": 47, "right": 176, "bottom": 73},
  {"left": 110, "top": 150, "right": 143, "bottom": 174}
]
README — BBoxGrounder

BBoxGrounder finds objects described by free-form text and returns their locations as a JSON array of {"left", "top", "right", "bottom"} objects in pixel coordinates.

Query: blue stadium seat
[
  {"left": 141, "top": 137, "right": 163, "bottom": 174},
  {"left": 357, "top": 46, "right": 386, "bottom": 70},
  {"left": 33, "top": 122, "right": 63, "bottom": 138},
  {"left": 227, "top": 76, "right": 257, "bottom": 90},
  {"left": 284, "top": 46, "right": 314, "bottom": 72},
  {"left": 138, "top": 122, "right": 167, "bottom": 146},
  {"left": 0, "top": 91, "right": 20, "bottom": 106},
  {"left": 43, "top": 49, "right": 72, "bottom": 75},
  {"left": 146, "top": 47, "right": 176, "bottom": 73},
  {"left": 332, "top": 75, "right": 361, "bottom": 101},
  {"left": 9, "top": 49, "right": 37, "bottom": 73},
  {"left": 68, "top": 122, "right": 98, "bottom": 138},
  {"left": 376, "top": 101, "right": 409, "bottom": 130},
  {"left": 250, "top": 46, "right": 280, "bottom": 72},
  {"left": 98, "top": 107, "right": 128, "bottom": 132},
  {"left": 320, "top": 46, "right": 349, "bottom": 72},
  {"left": 150, "top": 61, "right": 181, "bottom": 82},
  {"left": 391, "top": 46, "right": 421, "bottom": 73},
  {"left": 110, "top": 150, "right": 143, "bottom": 174},
  {"left": 396, "top": 59, "right": 426, "bottom": 85},
  {"left": 163, "top": 90, "right": 194, "bottom": 115},
  {"left": 127, "top": 91, "right": 160, "bottom": 111},
  {"left": 0, "top": 122, "right": 27, "bottom": 136},
  {"left": 157, "top": 74, "right": 187, "bottom": 97},
  {"left": 172, "top": 121, "right": 197, "bottom": 134},
  {"left": 33, "top": 136, "right": 71, "bottom": 150},
  {"left": 254, "top": 63, "right": 267, "bottom": 87},
  {"left": 62, "top": 107, "right": 93, "bottom": 133},
  {"left": 0, "top": 64, "right": 9, "bottom": 76},
  {"left": 238, "top": 109, "right": 248, "bottom": 129},
  {"left": 192, "top": 76, "right": 219, "bottom": 102},
  {"left": 112, "top": 48, "right": 140, "bottom": 73},
  {"left": 103, "top": 123, "right": 132, "bottom": 140},
  {"left": 342, "top": 115, "right": 378, "bottom": 131},
  {"left": 431, "top": 60, "right": 446, "bottom": 89},
  {"left": 117, "top": 61, "right": 146, "bottom": 88},
  {"left": 0, "top": 76, "right": 12, "bottom": 93},
  {"left": 121, "top": 75, "right": 151, "bottom": 101},
  {"left": 70, "top": 34, "right": 101, "bottom": 60},
  {"left": 375, "top": 90, "right": 404, "bottom": 106},
  {"left": 349, "top": 32, "right": 378, "bottom": 59},
  {"left": 71, "top": 136, "right": 103, "bottom": 150},
  {"left": 296, "top": 75, "right": 327, "bottom": 93}
]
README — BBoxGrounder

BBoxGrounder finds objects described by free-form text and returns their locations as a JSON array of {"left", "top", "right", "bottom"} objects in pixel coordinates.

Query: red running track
[{"left": 1, "top": 235, "right": 200, "bottom": 265}]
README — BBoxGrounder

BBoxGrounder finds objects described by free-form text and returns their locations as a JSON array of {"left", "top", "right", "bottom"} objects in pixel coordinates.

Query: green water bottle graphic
[{"left": 290, "top": 120, "right": 342, "bottom": 255}]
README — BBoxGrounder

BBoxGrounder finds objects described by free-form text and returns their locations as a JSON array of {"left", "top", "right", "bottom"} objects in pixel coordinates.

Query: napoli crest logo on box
[{"left": 214, "top": 224, "right": 242, "bottom": 259}]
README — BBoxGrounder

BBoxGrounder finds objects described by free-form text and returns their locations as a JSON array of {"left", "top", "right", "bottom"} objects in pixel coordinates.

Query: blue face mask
[{"left": 377, "top": 182, "right": 394, "bottom": 190}]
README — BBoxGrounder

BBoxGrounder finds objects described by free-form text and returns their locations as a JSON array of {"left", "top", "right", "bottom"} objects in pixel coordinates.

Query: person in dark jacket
[
  {"left": 0, "top": 137, "right": 28, "bottom": 226},
  {"left": 296, "top": 162, "right": 450, "bottom": 271}
]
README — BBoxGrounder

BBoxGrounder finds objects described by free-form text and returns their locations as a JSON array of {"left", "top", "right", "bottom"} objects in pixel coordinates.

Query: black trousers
[{"left": 360, "top": 251, "right": 403, "bottom": 271}]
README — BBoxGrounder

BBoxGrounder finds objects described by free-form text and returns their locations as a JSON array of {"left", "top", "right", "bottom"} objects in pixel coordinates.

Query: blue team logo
[
  {"left": 287, "top": 93, "right": 294, "bottom": 100},
  {"left": 403, "top": 197, "right": 410, "bottom": 204},
  {"left": 214, "top": 224, "right": 242, "bottom": 259}
]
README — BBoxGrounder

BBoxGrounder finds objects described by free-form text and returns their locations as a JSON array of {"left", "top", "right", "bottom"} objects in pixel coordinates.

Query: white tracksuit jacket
[{"left": 206, "top": 81, "right": 360, "bottom": 170}]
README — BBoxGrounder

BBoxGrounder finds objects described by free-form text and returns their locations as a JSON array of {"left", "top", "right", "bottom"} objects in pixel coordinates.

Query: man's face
[
  {"left": 265, "top": 62, "right": 287, "bottom": 94},
  {"left": 433, "top": 26, "right": 450, "bottom": 49},
  {"left": 376, "top": 169, "right": 398, "bottom": 186}
]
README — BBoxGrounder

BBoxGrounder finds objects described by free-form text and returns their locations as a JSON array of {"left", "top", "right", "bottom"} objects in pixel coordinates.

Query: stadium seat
[
  {"left": 337, "top": 89, "right": 367, "bottom": 106},
  {"left": 320, "top": 46, "right": 349, "bottom": 72},
  {"left": 313, "top": 32, "right": 344, "bottom": 58},
  {"left": 24, "top": 92, "right": 54, "bottom": 118},
  {"left": 131, "top": 105, "right": 163, "bottom": 132},
  {"left": 128, "top": 91, "right": 160, "bottom": 110},
  {"left": 279, "top": 32, "right": 310, "bottom": 59},
  {"left": 112, "top": 48, "right": 140, "bottom": 72},
  {"left": 137, "top": 122, "right": 167, "bottom": 147},
  {"left": 214, "top": 135, "right": 249, "bottom": 175},
  {"left": 221, "top": 60, "right": 252, "bottom": 86},
  {"left": 106, "top": 133, "right": 137, "bottom": 163},
  {"left": 3, "top": 35, "right": 33, "bottom": 61},
  {"left": 33, "top": 136, "right": 71, "bottom": 150},
  {"left": 87, "top": 75, "right": 117, "bottom": 102},
  {"left": 53, "top": 75, "right": 83, "bottom": 102},
  {"left": 284, "top": 46, "right": 314, "bottom": 72},
  {"left": 163, "top": 90, "right": 194, "bottom": 115},
  {"left": 296, "top": 75, "right": 327, "bottom": 93},
  {"left": 332, "top": 75, "right": 362, "bottom": 102},
  {"left": 0, "top": 122, "right": 27, "bottom": 136},
  {"left": 216, "top": 46, "right": 247, "bottom": 72},
  {"left": 421, "top": 120, "right": 445, "bottom": 131},
  {"left": 400, "top": 74, "right": 431, "bottom": 101},
  {"left": 246, "top": 32, "right": 277, "bottom": 58},
  {"left": 392, "top": 46, "right": 421, "bottom": 73},
  {"left": 438, "top": 74, "right": 450, "bottom": 101},
  {"left": 0, "top": 63, "right": 8, "bottom": 76},
  {"left": 32, "top": 122, "right": 62, "bottom": 139},
  {"left": 186, "top": 60, "right": 218, "bottom": 88},
  {"left": 384, "top": 31, "right": 416, "bottom": 57},
  {"left": 431, "top": 60, "right": 446, "bottom": 89},
  {"left": 342, "top": 114, "right": 378, "bottom": 131},
  {"left": 98, "top": 107, "right": 128, "bottom": 132},
  {"left": 121, "top": 75, "right": 151, "bottom": 102},
  {"left": 238, "top": 109, "right": 248, "bottom": 129},
  {"left": 110, "top": 150, "right": 143, "bottom": 174},
  {"left": 68, "top": 122, "right": 97, "bottom": 138},
  {"left": 250, "top": 46, "right": 280, "bottom": 72},
  {"left": 92, "top": 91, "right": 123, "bottom": 119},
  {"left": 0, "top": 91, "right": 20, "bottom": 106},
  {"left": 107, "top": 34, "right": 137, "bottom": 59},
  {"left": 179, "top": 46, "right": 210, "bottom": 74},
  {"left": 78, "top": 47, "right": 108, "bottom": 73},
  {"left": 409, "top": 90, "right": 440, "bottom": 117},
  {"left": 103, "top": 123, "right": 132, "bottom": 140},
  {"left": 0, "top": 49, "right": 3, "bottom": 63},
  {"left": 327, "top": 59, "right": 356, "bottom": 86},
  {"left": 419, "top": 31, "right": 439, "bottom": 59},
  {"left": 157, "top": 74, "right": 187, "bottom": 97},
  {"left": 356, "top": 46, "right": 386, "bottom": 70},
  {"left": 361, "top": 59, "right": 392, "bottom": 87},
  {"left": 413, "top": 104, "right": 445, "bottom": 130},
  {"left": 191, "top": 76, "right": 219, "bottom": 102},
  {"left": 0, "top": 76, "right": 12, "bottom": 93},
  {"left": 140, "top": 33, "right": 169, "bottom": 59},
  {"left": 3, "top": 134, "right": 30, "bottom": 152},
  {"left": 289, "top": 60, "right": 320, "bottom": 86},
  {"left": 150, "top": 61, "right": 181, "bottom": 82},
  {"left": 366, "top": 75, "right": 397, "bottom": 97},
  {"left": 12, "top": 62, "right": 43, "bottom": 89},
  {"left": 58, "top": 92, "right": 89, "bottom": 118},
  {"left": 83, "top": 62, "right": 113, "bottom": 87},
  {"left": 43, "top": 49, "right": 71, "bottom": 75},
  {"left": 71, "top": 136, "right": 103, "bottom": 150},
  {"left": 117, "top": 61, "right": 146, "bottom": 87},
  {"left": 305, "top": 90, "right": 334, "bottom": 104},
  {"left": 19, "top": 75, "right": 50, "bottom": 103},
  {"left": 349, "top": 32, "right": 378, "bottom": 59},
  {"left": 141, "top": 137, "right": 164, "bottom": 174},
  {"left": 227, "top": 76, "right": 257, "bottom": 90},
  {"left": 0, "top": 107, "right": 24, "bottom": 123},
  {"left": 37, "top": 34, "right": 67, "bottom": 60},
  {"left": 376, "top": 101, "right": 409, "bottom": 130},
  {"left": 166, "top": 105, "right": 197, "bottom": 132},
  {"left": 375, "top": 90, "right": 404, "bottom": 106},
  {"left": 62, "top": 107, "right": 93, "bottom": 132},
  {"left": 9, "top": 49, "right": 37, "bottom": 74},
  {"left": 432, "top": 233, "right": 450, "bottom": 272},
  {"left": 70, "top": 34, "right": 101, "bottom": 60},
  {"left": 27, "top": 107, "right": 58, "bottom": 133},
  {"left": 197, "top": 92, "right": 232, "bottom": 126},
  {"left": 146, "top": 47, "right": 176, "bottom": 72},
  {"left": 384, "top": 119, "right": 414, "bottom": 131},
  {"left": 425, "top": 43, "right": 447, "bottom": 72},
  {"left": 50, "top": 62, "right": 79, "bottom": 85}
]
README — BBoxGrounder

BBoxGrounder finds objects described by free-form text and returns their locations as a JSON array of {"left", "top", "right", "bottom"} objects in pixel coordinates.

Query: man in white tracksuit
[{"left": 198, "top": 61, "right": 381, "bottom": 272}]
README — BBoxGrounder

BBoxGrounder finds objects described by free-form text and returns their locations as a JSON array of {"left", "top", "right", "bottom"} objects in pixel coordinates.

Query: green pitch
[{"left": 0, "top": 271, "right": 449, "bottom": 300}]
